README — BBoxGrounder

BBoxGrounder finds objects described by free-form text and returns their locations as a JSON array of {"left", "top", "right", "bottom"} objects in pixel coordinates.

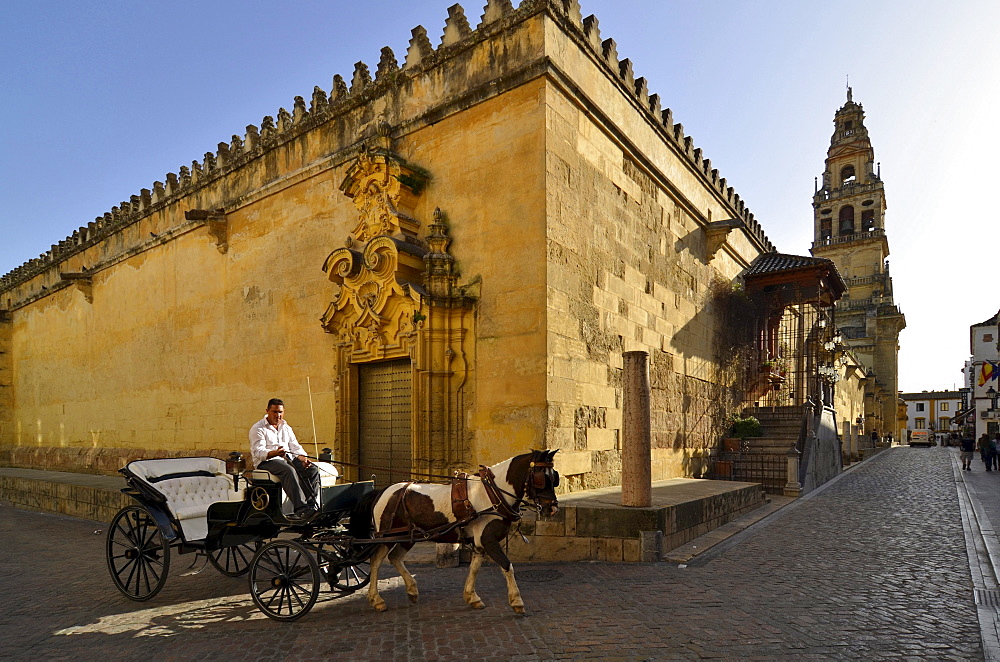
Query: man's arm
[{"left": 284, "top": 426, "right": 311, "bottom": 465}]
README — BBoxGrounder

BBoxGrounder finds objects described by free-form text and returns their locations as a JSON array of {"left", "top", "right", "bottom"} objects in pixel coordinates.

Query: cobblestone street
[{"left": 0, "top": 447, "right": 989, "bottom": 660}]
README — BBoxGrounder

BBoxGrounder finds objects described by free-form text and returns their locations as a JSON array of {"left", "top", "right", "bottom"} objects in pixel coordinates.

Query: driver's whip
[{"left": 307, "top": 376, "right": 319, "bottom": 458}]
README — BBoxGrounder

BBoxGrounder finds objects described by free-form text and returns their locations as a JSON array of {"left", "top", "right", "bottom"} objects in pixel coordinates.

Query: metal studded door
[{"left": 358, "top": 359, "right": 412, "bottom": 486}]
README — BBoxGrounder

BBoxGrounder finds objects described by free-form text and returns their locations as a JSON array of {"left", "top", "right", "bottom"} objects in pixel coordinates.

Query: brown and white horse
[{"left": 350, "top": 449, "right": 559, "bottom": 613}]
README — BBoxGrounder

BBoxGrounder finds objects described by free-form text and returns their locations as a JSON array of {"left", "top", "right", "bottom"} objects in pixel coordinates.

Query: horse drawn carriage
[{"left": 105, "top": 450, "right": 560, "bottom": 621}]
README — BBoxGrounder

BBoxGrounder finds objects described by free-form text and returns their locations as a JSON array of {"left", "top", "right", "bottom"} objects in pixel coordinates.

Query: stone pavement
[{"left": 0, "top": 445, "right": 989, "bottom": 660}]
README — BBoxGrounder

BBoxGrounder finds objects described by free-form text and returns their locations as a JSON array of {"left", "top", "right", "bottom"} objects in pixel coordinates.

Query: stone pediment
[
  {"left": 321, "top": 235, "right": 426, "bottom": 361},
  {"left": 339, "top": 145, "right": 427, "bottom": 245}
]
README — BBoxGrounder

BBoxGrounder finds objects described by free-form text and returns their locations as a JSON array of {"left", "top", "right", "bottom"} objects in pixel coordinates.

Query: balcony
[
  {"left": 812, "top": 228, "right": 886, "bottom": 250},
  {"left": 814, "top": 181, "right": 881, "bottom": 203}
]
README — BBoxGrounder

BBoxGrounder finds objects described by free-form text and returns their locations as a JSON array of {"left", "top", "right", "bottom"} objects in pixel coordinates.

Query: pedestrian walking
[
  {"left": 979, "top": 433, "right": 993, "bottom": 471},
  {"left": 960, "top": 435, "right": 976, "bottom": 471}
]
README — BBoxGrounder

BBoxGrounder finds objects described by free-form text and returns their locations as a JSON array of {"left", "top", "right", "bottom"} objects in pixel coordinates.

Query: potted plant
[
  {"left": 759, "top": 358, "right": 787, "bottom": 381},
  {"left": 722, "top": 415, "right": 763, "bottom": 452}
]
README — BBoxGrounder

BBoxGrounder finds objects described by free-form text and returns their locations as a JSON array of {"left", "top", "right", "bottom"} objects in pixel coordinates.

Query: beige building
[
  {"left": 0, "top": 1, "right": 784, "bottom": 490},
  {"left": 900, "top": 391, "right": 962, "bottom": 444},
  {"left": 957, "top": 310, "right": 1000, "bottom": 440},
  {"left": 810, "top": 90, "right": 906, "bottom": 441}
]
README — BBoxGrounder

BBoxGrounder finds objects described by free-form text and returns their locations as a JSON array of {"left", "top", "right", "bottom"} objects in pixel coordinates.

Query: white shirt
[{"left": 249, "top": 417, "right": 306, "bottom": 469}]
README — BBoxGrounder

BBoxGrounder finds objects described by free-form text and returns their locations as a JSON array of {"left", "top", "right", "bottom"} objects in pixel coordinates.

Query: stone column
[
  {"left": 784, "top": 444, "right": 802, "bottom": 497},
  {"left": 621, "top": 351, "right": 651, "bottom": 507}
]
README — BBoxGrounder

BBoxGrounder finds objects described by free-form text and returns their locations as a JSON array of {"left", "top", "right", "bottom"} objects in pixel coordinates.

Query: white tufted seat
[{"left": 126, "top": 457, "right": 243, "bottom": 542}]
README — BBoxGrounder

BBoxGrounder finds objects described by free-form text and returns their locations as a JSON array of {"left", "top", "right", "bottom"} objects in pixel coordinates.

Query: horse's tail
[{"left": 348, "top": 486, "right": 386, "bottom": 539}]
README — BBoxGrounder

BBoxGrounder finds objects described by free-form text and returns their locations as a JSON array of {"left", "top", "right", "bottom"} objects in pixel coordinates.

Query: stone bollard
[
  {"left": 622, "top": 350, "right": 652, "bottom": 507},
  {"left": 784, "top": 444, "right": 802, "bottom": 497}
]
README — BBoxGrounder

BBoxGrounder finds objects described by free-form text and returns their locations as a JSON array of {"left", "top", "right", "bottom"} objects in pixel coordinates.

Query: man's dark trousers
[{"left": 258, "top": 457, "right": 321, "bottom": 513}]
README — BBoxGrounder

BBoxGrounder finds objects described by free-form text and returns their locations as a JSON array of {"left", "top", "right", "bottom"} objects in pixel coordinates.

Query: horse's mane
[{"left": 348, "top": 486, "right": 386, "bottom": 538}]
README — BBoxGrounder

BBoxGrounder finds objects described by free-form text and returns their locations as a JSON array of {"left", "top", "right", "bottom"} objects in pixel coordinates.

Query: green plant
[
  {"left": 760, "top": 358, "right": 787, "bottom": 374},
  {"left": 729, "top": 415, "right": 762, "bottom": 439},
  {"left": 395, "top": 172, "right": 427, "bottom": 195}
]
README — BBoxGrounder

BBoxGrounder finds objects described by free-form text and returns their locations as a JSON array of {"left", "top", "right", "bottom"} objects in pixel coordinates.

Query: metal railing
[
  {"left": 813, "top": 181, "right": 881, "bottom": 202},
  {"left": 708, "top": 450, "right": 789, "bottom": 495},
  {"left": 811, "top": 228, "right": 885, "bottom": 249}
]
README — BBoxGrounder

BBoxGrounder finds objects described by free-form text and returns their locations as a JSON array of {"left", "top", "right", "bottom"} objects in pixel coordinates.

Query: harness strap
[
  {"left": 374, "top": 480, "right": 484, "bottom": 542},
  {"left": 451, "top": 472, "right": 477, "bottom": 522},
  {"left": 478, "top": 466, "right": 522, "bottom": 522}
]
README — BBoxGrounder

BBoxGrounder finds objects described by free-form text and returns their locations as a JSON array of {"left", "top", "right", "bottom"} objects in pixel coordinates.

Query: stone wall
[
  {"left": 540, "top": 12, "right": 770, "bottom": 489},
  {"left": 0, "top": 473, "right": 131, "bottom": 523},
  {"left": 0, "top": 1, "right": 776, "bottom": 490},
  {"left": 0, "top": 2, "right": 555, "bottom": 470},
  {"left": 0, "top": 444, "right": 232, "bottom": 476},
  {"left": 508, "top": 480, "right": 767, "bottom": 562},
  {"left": 832, "top": 355, "right": 866, "bottom": 461},
  {"left": 801, "top": 406, "right": 842, "bottom": 494}
]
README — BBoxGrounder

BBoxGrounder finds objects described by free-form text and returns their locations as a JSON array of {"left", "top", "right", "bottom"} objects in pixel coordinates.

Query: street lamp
[{"left": 988, "top": 386, "right": 999, "bottom": 411}]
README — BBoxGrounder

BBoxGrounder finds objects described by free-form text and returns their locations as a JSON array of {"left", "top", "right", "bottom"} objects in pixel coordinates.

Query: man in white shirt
[{"left": 249, "top": 398, "right": 321, "bottom": 522}]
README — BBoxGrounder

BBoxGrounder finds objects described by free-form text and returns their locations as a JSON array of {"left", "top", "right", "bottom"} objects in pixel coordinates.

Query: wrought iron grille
[
  {"left": 708, "top": 450, "right": 788, "bottom": 495},
  {"left": 736, "top": 301, "right": 836, "bottom": 411}
]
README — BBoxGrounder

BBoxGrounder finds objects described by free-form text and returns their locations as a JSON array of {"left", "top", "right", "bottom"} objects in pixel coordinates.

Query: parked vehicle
[{"left": 909, "top": 429, "right": 933, "bottom": 446}]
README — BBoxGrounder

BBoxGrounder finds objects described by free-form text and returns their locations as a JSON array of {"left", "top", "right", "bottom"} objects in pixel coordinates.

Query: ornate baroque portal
[{"left": 321, "top": 144, "right": 476, "bottom": 480}]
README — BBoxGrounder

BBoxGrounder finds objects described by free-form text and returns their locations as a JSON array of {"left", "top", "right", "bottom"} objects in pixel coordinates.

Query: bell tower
[{"left": 811, "top": 88, "right": 905, "bottom": 438}]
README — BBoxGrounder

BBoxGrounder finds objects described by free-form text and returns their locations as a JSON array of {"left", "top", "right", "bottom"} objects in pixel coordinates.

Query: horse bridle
[{"left": 478, "top": 459, "right": 559, "bottom": 521}]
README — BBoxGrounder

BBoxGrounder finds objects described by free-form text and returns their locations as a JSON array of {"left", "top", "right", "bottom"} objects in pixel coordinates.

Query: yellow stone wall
[
  {"left": 5, "top": 173, "right": 345, "bottom": 453},
  {"left": 0, "top": 7, "right": 552, "bottom": 473},
  {"left": 0, "top": 3, "right": 773, "bottom": 488},
  {"left": 541, "top": 22, "right": 767, "bottom": 489},
  {"left": 831, "top": 356, "right": 867, "bottom": 460},
  {"left": 0, "top": 313, "right": 11, "bottom": 436},
  {"left": 832, "top": 243, "right": 885, "bottom": 282},
  {"left": 405, "top": 81, "right": 548, "bottom": 467}
]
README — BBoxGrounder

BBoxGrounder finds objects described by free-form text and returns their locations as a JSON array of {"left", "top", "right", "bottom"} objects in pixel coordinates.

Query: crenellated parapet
[
  {"left": 566, "top": 7, "right": 772, "bottom": 253},
  {"left": 1, "top": 0, "right": 772, "bottom": 296}
]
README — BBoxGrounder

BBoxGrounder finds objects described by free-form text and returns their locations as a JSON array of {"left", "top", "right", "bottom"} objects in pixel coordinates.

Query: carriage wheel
[
  {"left": 321, "top": 541, "right": 372, "bottom": 592},
  {"left": 208, "top": 541, "right": 260, "bottom": 577},
  {"left": 248, "top": 540, "right": 320, "bottom": 621},
  {"left": 106, "top": 505, "right": 171, "bottom": 601}
]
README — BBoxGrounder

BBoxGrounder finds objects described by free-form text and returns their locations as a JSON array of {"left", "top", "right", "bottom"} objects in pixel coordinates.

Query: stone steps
[{"left": 745, "top": 437, "right": 797, "bottom": 453}]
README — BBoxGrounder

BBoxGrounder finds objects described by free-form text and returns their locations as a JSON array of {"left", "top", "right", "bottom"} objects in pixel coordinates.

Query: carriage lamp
[
  {"left": 818, "top": 364, "right": 841, "bottom": 383},
  {"left": 226, "top": 451, "right": 247, "bottom": 491},
  {"left": 319, "top": 448, "right": 333, "bottom": 462},
  {"left": 823, "top": 332, "right": 844, "bottom": 353}
]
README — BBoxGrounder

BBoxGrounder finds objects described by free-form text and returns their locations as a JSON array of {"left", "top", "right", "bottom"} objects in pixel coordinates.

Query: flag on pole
[{"left": 980, "top": 361, "right": 999, "bottom": 386}]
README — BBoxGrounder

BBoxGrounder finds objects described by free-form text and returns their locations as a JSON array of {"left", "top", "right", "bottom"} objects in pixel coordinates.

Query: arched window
[
  {"left": 839, "top": 206, "right": 855, "bottom": 235},
  {"left": 861, "top": 209, "right": 876, "bottom": 232},
  {"left": 840, "top": 165, "right": 856, "bottom": 185}
]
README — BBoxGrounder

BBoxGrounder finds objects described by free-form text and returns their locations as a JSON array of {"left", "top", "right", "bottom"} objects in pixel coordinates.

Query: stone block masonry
[
  {"left": 0, "top": 0, "right": 778, "bottom": 497},
  {"left": 0, "top": 469, "right": 131, "bottom": 523},
  {"left": 509, "top": 478, "right": 766, "bottom": 562}
]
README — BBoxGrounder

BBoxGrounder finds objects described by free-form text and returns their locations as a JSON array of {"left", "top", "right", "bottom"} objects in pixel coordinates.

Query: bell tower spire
[
  {"left": 810, "top": 90, "right": 905, "bottom": 440},
  {"left": 811, "top": 91, "right": 884, "bottom": 255}
]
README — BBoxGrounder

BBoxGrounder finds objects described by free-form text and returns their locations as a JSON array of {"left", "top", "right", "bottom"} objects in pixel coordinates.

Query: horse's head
[{"left": 508, "top": 449, "right": 560, "bottom": 518}]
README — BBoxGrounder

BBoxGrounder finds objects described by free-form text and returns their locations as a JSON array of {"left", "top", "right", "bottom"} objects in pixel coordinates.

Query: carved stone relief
[{"left": 321, "top": 143, "right": 476, "bottom": 478}]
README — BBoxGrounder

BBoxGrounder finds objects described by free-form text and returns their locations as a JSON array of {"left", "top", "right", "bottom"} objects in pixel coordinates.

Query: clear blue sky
[{"left": 1, "top": 0, "right": 996, "bottom": 392}]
